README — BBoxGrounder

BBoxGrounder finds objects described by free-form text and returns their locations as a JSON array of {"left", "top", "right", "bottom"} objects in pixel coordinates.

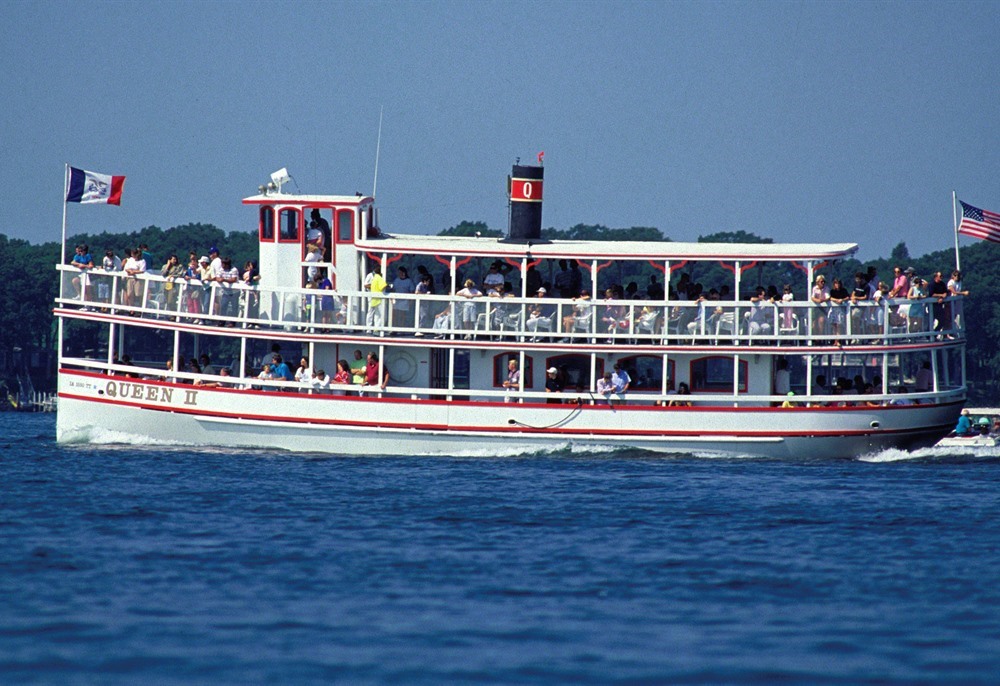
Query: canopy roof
[{"left": 358, "top": 234, "right": 859, "bottom": 263}]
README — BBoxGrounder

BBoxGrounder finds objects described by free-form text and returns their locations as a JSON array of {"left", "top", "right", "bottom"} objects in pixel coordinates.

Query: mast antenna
[{"left": 372, "top": 105, "right": 383, "bottom": 199}]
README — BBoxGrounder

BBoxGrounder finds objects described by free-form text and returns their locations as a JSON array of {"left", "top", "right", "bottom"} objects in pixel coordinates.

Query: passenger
[
  {"left": 455, "top": 278, "right": 482, "bottom": 337},
  {"left": 601, "top": 288, "right": 626, "bottom": 339},
  {"left": 779, "top": 284, "right": 795, "bottom": 332},
  {"left": 311, "top": 369, "right": 331, "bottom": 395},
  {"left": 906, "top": 276, "right": 928, "bottom": 332},
  {"left": 928, "top": 271, "right": 949, "bottom": 333},
  {"left": 828, "top": 278, "right": 850, "bottom": 344},
  {"left": 525, "top": 265, "right": 543, "bottom": 295},
  {"left": 647, "top": 274, "right": 664, "bottom": 300},
  {"left": 947, "top": 270, "right": 969, "bottom": 332},
  {"left": 364, "top": 352, "right": 390, "bottom": 391},
  {"left": 160, "top": 254, "right": 185, "bottom": 312},
  {"left": 554, "top": 259, "right": 573, "bottom": 299},
  {"left": 596, "top": 371, "right": 615, "bottom": 401},
  {"left": 70, "top": 244, "right": 94, "bottom": 299},
  {"left": 849, "top": 272, "right": 870, "bottom": 338},
  {"left": 526, "top": 287, "right": 554, "bottom": 340},
  {"left": 199, "top": 354, "right": 214, "bottom": 376},
  {"left": 810, "top": 275, "right": 830, "bottom": 338},
  {"left": 889, "top": 266, "right": 909, "bottom": 298},
  {"left": 544, "top": 366, "right": 562, "bottom": 403},
  {"left": 309, "top": 209, "right": 331, "bottom": 261},
  {"left": 242, "top": 260, "right": 261, "bottom": 323},
  {"left": 611, "top": 363, "right": 631, "bottom": 395},
  {"left": 747, "top": 286, "right": 774, "bottom": 337},
  {"left": 257, "top": 363, "right": 274, "bottom": 381},
  {"left": 562, "top": 289, "right": 592, "bottom": 337},
  {"left": 413, "top": 273, "right": 434, "bottom": 335},
  {"left": 431, "top": 299, "right": 453, "bottom": 337},
  {"left": 271, "top": 354, "right": 294, "bottom": 382},
  {"left": 195, "top": 255, "right": 213, "bottom": 316},
  {"left": 350, "top": 349, "right": 366, "bottom": 384},
  {"left": 295, "top": 357, "right": 312, "bottom": 385},
  {"left": 415, "top": 265, "right": 435, "bottom": 294},
  {"left": 482, "top": 262, "right": 505, "bottom": 292},
  {"left": 781, "top": 391, "right": 796, "bottom": 408},
  {"left": 122, "top": 248, "right": 147, "bottom": 309},
  {"left": 363, "top": 264, "right": 388, "bottom": 332},
  {"left": 670, "top": 381, "right": 693, "bottom": 407},
  {"left": 332, "top": 359, "right": 352, "bottom": 395},
  {"left": 217, "top": 257, "right": 240, "bottom": 323},
  {"left": 389, "top": 266, "right": 416, "bottom": 331},
  {"left": 501, "top": 359, "right": 520, "bottom": 403}
]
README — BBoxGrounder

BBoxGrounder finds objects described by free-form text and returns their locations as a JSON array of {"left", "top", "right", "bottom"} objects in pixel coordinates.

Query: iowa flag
[{"left": 66, "top": 167, "right": 125, "bottom": 205}]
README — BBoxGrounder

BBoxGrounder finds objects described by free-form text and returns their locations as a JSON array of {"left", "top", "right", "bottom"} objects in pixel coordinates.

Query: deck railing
[
  {"left": 57, "top": 266, "right": 966, "bottom": 347},
  {"left": 60, "top": 356, "right": 965, "bottom": 408}
]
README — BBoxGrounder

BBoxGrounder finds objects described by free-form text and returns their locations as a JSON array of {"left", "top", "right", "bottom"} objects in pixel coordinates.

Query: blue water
[{"left": 2, "top": 414, "right": 1000, "bottom": 684}]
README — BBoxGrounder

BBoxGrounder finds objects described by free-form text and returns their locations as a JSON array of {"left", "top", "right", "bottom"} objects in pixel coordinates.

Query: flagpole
[
  {"left": 60, "top": 163, "right": 69, "bottom": 300},
  {"left": 952, "top": 190, "right": 961, "bottom": 272}
]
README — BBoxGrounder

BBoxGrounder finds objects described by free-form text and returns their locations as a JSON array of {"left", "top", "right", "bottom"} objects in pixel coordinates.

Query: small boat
[
  {"left": 55, "top": 162, "right": 967, "bottom": 458},
  {"left": 936, "top": 408, "right": 1000, "bottom": 448}
]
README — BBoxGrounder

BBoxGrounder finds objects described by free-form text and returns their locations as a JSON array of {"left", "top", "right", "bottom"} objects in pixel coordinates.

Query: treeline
[{"left": 3, "top": 220, "right": 999, "bottom": 402}]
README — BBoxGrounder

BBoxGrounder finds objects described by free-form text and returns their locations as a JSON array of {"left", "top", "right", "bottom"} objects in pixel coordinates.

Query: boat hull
[{"left": 57, "top": 370, "right": 958, "bottom": 459}]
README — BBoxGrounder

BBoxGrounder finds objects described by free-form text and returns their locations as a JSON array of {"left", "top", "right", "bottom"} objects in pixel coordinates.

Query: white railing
[
  {"left": 57, "top": 266, "right": 966, "bottom": 347},
  {"left": 61, "top": 357, "right": 964, "bottom": 408}
]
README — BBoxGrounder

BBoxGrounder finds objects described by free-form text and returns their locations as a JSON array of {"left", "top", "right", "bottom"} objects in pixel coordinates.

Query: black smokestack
[{"left": 508, "top": 164, "right": 543, "bottom": 241}]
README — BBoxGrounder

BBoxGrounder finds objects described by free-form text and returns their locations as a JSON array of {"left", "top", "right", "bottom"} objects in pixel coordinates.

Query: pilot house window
[{"left": 279, "top": 209, "right": 299, "bottom": 242}]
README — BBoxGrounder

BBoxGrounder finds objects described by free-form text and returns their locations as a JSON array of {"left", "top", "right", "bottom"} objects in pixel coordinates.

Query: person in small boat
[{"left": 954, "top": 409, "right": 972, "bottom": 436}]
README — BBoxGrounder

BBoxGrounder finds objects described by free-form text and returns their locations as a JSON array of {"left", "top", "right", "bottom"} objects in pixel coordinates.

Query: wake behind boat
[{"left": 55, "top": 163, "right": 966, "bottom": 458}]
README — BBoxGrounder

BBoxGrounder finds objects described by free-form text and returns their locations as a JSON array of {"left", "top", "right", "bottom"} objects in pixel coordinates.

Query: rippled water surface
[{"left": 2, "top": 413, "right": 999, "bottom": 684}]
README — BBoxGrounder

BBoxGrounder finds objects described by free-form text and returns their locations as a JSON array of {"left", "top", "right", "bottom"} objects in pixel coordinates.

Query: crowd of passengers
[
  {"left": 70, "top": 245, "right": 969, "bottom": 341},
  {"left": 68, "top": 243, "right": 259, "bottom": 322}
]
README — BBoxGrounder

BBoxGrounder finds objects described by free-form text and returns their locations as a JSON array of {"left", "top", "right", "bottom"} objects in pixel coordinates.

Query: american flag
[{"left": 958, "top": 200, "right": 1000, "bottom": 243}]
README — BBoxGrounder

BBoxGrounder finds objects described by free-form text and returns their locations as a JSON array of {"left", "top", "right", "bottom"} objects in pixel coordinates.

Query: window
[
  {"left": 279, "top": 209, "right": 299, "bottom": 242},
  {"left": 492, "top": 353, "right": 533, "bottom": 389},
  {"left": 259, "top": 206, "right": 274, "bottom": 241},
  {"left": 690, "top": 356, "right": 748, "bottom": 393},
  {"left": 337, "top": 209, "right": 354, "bottom": 243},
  {"left": 430, "top": 349, "right": 470, "bottom": 391},
  {"left": 545, "top": 354, "right": 603, "bottom": 392},
  {"left": 616, "top": 355, "right": 673, "bottom": 391}
]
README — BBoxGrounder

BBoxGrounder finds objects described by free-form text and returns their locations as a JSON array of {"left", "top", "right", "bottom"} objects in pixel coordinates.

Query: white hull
[{"left": 57, "top": 370, "right": 957, "bottom": 459}]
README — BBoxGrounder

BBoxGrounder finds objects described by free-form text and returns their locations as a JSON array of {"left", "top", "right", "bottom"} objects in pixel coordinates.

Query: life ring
[{"left": 386, "top": 350, "right": 417, "bottom": 384}]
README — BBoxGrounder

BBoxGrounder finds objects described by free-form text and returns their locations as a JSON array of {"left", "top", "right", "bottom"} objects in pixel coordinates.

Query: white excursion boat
[{"left": 55, "top": 163, "right": 967, "bottom": 458}]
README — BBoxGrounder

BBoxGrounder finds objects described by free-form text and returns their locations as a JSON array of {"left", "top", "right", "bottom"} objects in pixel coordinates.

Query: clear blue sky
[{"left": 2, "top": 0, "right": 997, "bottom": 260}]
